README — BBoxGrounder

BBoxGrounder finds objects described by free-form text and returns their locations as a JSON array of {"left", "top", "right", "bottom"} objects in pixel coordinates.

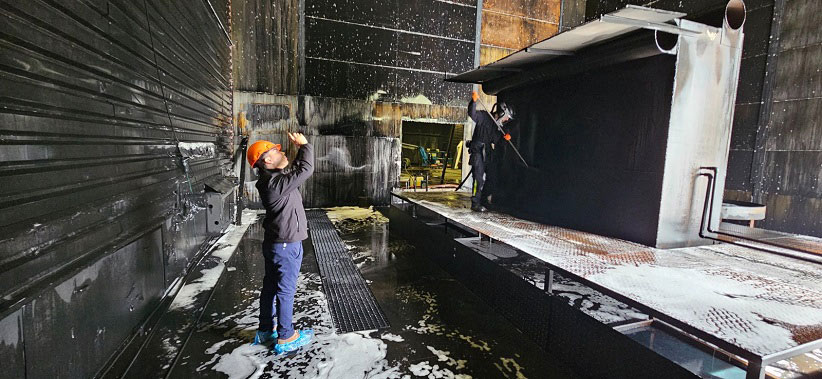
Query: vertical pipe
[{"left": 473, "top": 0, "right": 483, "bottom": 69}]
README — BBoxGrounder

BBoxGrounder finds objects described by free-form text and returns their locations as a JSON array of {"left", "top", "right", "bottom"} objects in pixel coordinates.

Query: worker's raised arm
[
  {"left": 468, "top": 91, "right": 480, "bottom": 123},
  {"left": 265, "top": 133, "right": 314, "bottom": 197}
]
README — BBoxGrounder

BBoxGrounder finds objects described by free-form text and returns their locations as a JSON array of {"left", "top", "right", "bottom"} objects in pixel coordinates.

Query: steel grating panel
[
  {"left": 394, "top": 191, "right": 822, "bottom": 361},
  {"left": 307, "top": 210, "right": 389, "bottom": 333}
]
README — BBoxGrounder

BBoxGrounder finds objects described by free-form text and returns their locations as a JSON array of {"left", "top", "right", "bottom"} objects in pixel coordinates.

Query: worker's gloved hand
[
  {"left": 504, "top": 133, "right": 511, "bottom": 141},
  {"left": 471, "top": 91, "right": 479, "bottom": 102},
  {"left": 288, "top": 132, "right": 308, "bottom": 146}
]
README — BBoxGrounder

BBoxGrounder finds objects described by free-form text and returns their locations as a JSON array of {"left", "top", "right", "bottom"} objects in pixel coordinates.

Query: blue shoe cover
[
  {"left": 253, "top": 330, "right": 278, "bottom": 345},
  {"left": 274, "top": 329, "right": 314, "bottom": 355}
]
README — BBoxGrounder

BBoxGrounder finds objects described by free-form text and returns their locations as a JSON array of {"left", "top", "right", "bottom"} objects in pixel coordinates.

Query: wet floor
[{"left": 160, "top": 207, "right": 581, "bottom": 378}]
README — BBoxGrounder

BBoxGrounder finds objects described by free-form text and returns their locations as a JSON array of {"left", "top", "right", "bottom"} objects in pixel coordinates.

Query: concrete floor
[{"left": 133, "top": 208, "right": 580, "bottom": 378}]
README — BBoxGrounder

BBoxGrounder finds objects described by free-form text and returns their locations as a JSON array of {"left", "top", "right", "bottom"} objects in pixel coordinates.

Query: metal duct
[
  {"left": 483, "top": 30, "right": 664, "bottom": 95},
  {"left": 725, "top": 0, "right": 747, "bottom": 30}
]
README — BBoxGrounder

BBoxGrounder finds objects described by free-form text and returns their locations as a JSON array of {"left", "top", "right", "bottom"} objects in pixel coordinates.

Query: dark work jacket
[
  {"left": 468, "top": 99, "right": 500, "bottom": 151},
  {"left": 256, "top": 144, "right": 314, "bottom": 242}
]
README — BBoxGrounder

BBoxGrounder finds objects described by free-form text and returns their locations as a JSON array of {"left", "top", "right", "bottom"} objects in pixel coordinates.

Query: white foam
[
  {"left": 203, "top": 273, "right": 401, "bottom": 378},
  {"left": 380, "top": 333, "right": 405, "bottom": 342}
]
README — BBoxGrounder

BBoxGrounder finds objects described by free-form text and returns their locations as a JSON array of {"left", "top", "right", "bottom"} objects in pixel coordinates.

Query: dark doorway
[{"left": 400, "top": 121, "right": 464, "bottom": 187}]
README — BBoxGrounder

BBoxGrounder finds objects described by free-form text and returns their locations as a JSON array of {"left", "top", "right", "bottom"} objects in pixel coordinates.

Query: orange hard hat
[{"left": 247, "top": 140, "right": 281, "bottom": 167}]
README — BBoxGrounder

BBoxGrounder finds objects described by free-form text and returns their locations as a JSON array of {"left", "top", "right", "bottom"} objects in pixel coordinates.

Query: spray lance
[{"left": 455, "top": 92, "right": 529, "bottom": 192}]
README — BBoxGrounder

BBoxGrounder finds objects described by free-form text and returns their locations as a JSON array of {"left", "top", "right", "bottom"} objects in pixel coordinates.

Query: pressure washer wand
[{"left": 475, "top": 97, "right": 529, "bottom": 167}]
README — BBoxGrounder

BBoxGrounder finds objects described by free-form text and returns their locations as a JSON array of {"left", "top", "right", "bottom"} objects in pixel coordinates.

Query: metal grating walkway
[{"left": 306, "top": 210, "right": 389, "bottom": 333}]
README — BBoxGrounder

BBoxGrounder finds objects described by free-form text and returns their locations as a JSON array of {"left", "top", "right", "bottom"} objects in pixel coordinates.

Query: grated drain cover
[{"left": 306, "top": 210, "right": 389, "bottom": 333}]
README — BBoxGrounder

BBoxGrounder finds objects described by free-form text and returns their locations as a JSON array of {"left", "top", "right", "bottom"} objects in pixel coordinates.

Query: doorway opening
[{"left": 400, "top": 121, "right": 464, "bottom": 189}]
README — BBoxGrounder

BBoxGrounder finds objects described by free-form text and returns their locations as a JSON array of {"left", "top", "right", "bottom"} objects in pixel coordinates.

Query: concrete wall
[{"left": 0, "top": 0, "right": 232, "bottom": 376}]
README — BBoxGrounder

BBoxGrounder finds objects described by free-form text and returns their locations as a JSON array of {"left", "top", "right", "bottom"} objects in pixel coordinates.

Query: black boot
[{"left": 471, "top": 203, "right": 487, "bottom": 212}]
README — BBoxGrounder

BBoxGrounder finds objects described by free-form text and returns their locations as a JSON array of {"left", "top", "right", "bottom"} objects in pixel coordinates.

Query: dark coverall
[
  {"left": 255, "top": 144, "right": 314, "bottom": 339},
  {"left": 467, "top": 98, "right": 501, "bottom": 208}
]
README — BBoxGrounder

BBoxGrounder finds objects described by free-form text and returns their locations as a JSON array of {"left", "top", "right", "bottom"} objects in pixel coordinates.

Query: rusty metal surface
[
  {"left": 396, "top": 190, "right": 822, "bottom": 359},
  {"left": 719, "top": 222, "right": 822, "bottom": 256},
  {"left": 447, "top": 5, "right": 684, "bottom": 84}
]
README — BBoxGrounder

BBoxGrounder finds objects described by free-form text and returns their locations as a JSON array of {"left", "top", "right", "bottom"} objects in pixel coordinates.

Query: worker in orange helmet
[
  {"left": 247, "top": 132, "right": 314, "bottom": 355},
  {"left": 467, "top": 91, "right": 514, "bottom": 212}
]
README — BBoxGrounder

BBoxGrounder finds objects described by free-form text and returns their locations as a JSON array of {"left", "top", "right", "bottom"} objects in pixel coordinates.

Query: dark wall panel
[
  {"left": 726, "top": 149, "right": 754, "bottom": 191},
  {"left": 760, "top": 193, "right": 822, "bottom": 237},
  {"left": 760, "top": 151, "right": 822, "bottom": 198},
  {"left": 231, "top": 0, "right": 299, "bottom": 93},
  {"left": 303, "top": 0, "right": 476, "bottom": 105},
  {"left": 306, "top": 19, "right": 397, "bottom": 66},
  {"left": 735, "top": 55, "right": 767, "bottom": 104},
  {"left": 766, "top": 97, "right": 821, "bottom": 152},
  {"left": 490, "top": 55, "right": 677, "bottom": 246},
  {"left": 306, "top": 0, "right": 397, "bottom": 28},
  {"left": 304, "top": 58, "right": 397, "bottom": 99},
  {"left": 725, "top": 0, "right": 773, "bottom": 194},
  {"left": 0, "top": 309, "right": 25, "bottom": 379},
  {"left": 754, "top": 0, "right": 822, "bottom": 237},
  {"left": 730, "top": 103, "right": 761, "bottom": 151},
  {"left": 23, "top": 230, "right": 165, "bottom": 378},
  {"left": 0, "top": 0, "right": 232, "bottom": 375}
]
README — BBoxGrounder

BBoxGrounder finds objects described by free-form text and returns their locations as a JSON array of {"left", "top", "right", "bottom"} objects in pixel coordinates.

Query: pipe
[
  {"left": 721, "top": 0, "right": 746, "bottom": 47},
  {"left": 696, "top": 167, "right": 820, "bottom": 264},
  {"left": 724, "top": 0, "right": 746, "bottom": 31},
  {"left": 654, "top": 30, "right": 679, "bottom": 55}
]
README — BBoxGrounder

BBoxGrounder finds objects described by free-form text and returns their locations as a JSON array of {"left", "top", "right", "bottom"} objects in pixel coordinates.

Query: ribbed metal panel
[{"left": 0, "top": 0, "right": 231, "bottom": 376}]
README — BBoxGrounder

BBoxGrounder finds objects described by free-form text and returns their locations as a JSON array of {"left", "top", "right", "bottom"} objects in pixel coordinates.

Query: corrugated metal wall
[{"left": 0, "top": 0, "right": 232, "bottom": 377}]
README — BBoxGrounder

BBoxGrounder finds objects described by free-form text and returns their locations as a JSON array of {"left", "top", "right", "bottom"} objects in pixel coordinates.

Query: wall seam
[{"left": 750, "top": 0, "right": 786, "bottom": 203}]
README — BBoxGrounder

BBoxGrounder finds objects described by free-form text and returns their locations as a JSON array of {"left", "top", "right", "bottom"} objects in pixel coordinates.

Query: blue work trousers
[{"left": 258, "top": 240, "right": 303, "bottom": 340}]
